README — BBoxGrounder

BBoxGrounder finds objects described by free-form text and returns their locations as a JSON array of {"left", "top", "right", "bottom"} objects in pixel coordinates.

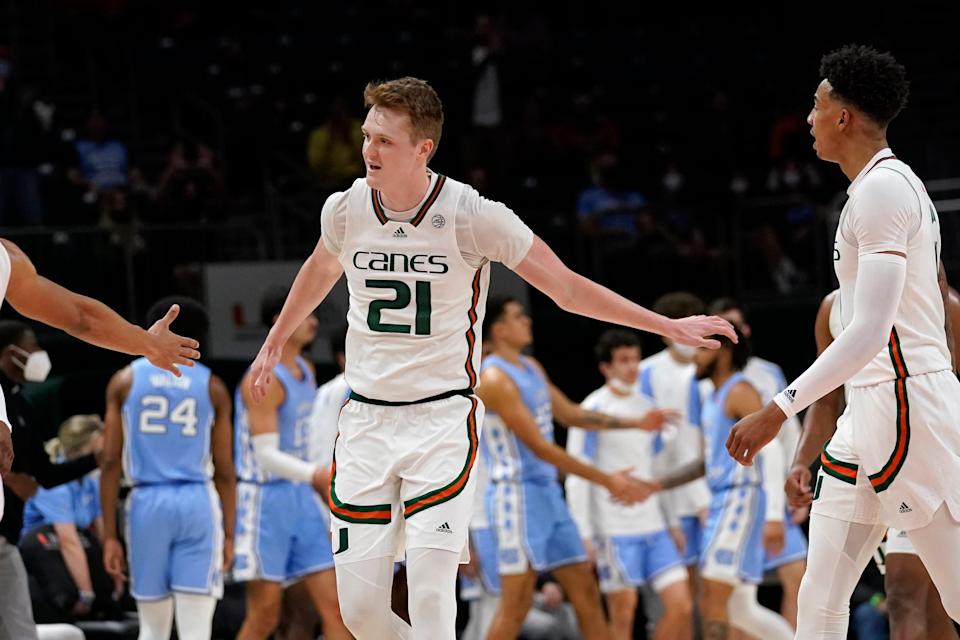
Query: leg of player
[
  {"left": 406, "top": 547, "right": 462, "bottom": 639},
  {"left": 904, "top": 505, "right": 960, "bottom": 625},
  {"left": 775, "top": 559, "right": 805, "bottom": 628},
  {"left": 652, "top": 575, "right": 693, "bottom": 640},
  {"left": 603, "top": 589, "right": 638, "bottom": 640},
  {"left": 236, "top": 580, "right": 283, "bottom": 640},
  {"left": 796, "top": 514, "right": 888, "bottom": 639},
  {"left": 301, "top": 569, "right": 351, "bottom": 640},
  {"left": 486, "top": 570, "right": 538, "bottom": 639},
  {"left": 136, "top": 597, "right": 175, "bottom": 640},
  {"left": 551, "top": 561, "right": 612, "bottom": 640},
  {"left": 726, "top": 584, "right": 793, "bottom": 640},
  {"left": 173, "top": 593, "right": 218, "bottom": 640},
  {"left": 925, "top": 580, "right": 960, "bottom": 640},
  {"left": 886, "top": 553, "right": 932, "bottom": 640},
  {"left": 699, "top": 578, "right": 734, "bottom": 638},
  {"left": 337, "top": 556, "right": 411, "bottom": 639}
]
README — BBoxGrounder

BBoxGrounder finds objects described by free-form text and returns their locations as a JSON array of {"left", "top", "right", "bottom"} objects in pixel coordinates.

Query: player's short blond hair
[{"left": 363, "top": 77, "right": 443, "bottom": 159}]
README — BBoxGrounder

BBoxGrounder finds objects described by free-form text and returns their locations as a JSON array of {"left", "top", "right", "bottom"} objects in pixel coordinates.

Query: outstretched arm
[
  {"left": 249, "top": 240, "right": 344, "bottom": 400},
  {"left": 3, "top": 240, "right": 199, "bottom": 376},
  {"left": 513, "top": 236, "right": 736, "bottom": 348},
  {"left": 476, "top": 367, "right": 651, "bottom": 504}
]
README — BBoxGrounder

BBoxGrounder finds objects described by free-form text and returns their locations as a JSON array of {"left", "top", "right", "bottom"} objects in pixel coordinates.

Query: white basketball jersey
[
  {"left": 835, "top": 151, "right": 951, "bottom": 386},
  {"left": 339, "top": 176, "right": 490, "bottom": 402}
]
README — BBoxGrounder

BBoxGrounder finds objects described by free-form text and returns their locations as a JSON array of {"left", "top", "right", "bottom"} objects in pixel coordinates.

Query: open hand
[
  {"left": 249, "top": 339, "right": 283, "bottom": 403},
  {"left": 633, "top": 408, "right": 680, "bottom": 432},
  {"left": 146, "top": 304, "right": 200, "bottom": 376},
  {"left": 668, "top": 315, "right": 738, "bottom": 349}
]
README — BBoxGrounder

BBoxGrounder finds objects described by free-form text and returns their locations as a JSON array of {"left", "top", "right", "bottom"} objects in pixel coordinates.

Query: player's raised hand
[
  {"left": 726, "top": 402, "right": 785, "bottom": 466},
  {"left": 668, "top": 315, "right": 738, "bottom": 349},
  {"left": 146, "top": 304, "right": 201, "bottom": 376},
  {"left": 631, "top": 408, "right": 680, "bottom": 432},
  {"left": 103, "top": 538, "right": 127, "bottom": 582},
  {"left": 785, "top": 463, "right": 814, "bottom": 509},
  {"left": 249, "top": 339, "right": 283, "bottom": 403}
]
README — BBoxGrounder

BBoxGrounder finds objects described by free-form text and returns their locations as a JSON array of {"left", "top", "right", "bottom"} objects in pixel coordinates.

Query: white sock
[
  {"left": 173, "top": 592, "right": 218, "bottom": 640},
  {"left": 727, "top": 584, "right": 794, "bottom": 640},
  {"left": 406, "top": 547, "right": 461, "bottom": 640},
  {"left": 907, "top": 503, "right": 960, "bottom": 623},
  {"left": 137, "top": 597, "right": 175, "bottom": 640},
  {"left": 336, "top": 556, "right": 411, "bottom": 639}
]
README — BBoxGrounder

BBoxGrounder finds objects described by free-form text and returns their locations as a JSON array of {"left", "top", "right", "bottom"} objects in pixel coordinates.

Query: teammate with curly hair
[{"left": 727, "top": 44, "right": 960, "bottom": 638}]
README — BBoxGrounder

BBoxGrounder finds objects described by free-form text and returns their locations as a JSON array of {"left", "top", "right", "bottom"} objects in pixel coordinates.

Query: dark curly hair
[{"left": 820, "top": 44, "right": 909, "bottom": 127}]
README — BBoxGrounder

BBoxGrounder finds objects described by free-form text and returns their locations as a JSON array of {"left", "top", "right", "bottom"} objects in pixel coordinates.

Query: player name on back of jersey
[
  {"left": 351, "top": 250, "right": 449, "bottom": 274},
  {"left": 148, "top": 373, "right": 192, "bottom": 390}
]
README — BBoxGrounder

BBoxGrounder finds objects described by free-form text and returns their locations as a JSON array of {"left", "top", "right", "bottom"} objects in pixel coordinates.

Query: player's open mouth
[{"left": 367, "top": 163, "right": 382, "bottom": 171}]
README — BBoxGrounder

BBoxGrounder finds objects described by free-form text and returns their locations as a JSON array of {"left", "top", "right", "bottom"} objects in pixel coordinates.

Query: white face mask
[
  {"left": 607, "top": 377, "right": 635, "bottom": 394},
  {"left": 671, "top": 343, "right": 698, "bottom": 360},
  {"left": 11, "top": 346, "right": 52, "bottom": 383}
]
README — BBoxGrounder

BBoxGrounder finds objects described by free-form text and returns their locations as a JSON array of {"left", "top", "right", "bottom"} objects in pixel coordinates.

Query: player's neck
[
  {"left": 710, "top": 368, "right": 734, "bottom": 389},
  {"left": 378, "top": 169, "right": 432, "bottom": 212},
  {"left": 839, "top": 137, "right": 890, "bottom": 182},
  {"left": 492, "top": 345, "right": 524, "bottom": 366}
]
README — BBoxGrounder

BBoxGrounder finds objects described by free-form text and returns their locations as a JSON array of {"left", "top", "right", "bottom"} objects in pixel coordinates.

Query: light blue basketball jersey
[
  {"left": 480, "top": 355, "right": 555, "bottom": 484},
  {"left": 235, "top": 357, "right": 317, "bottom": 483},
  {"left": 122, "top": 358, "right": 214, "bottom": 485},
  {"left": 702, "top": 372, "right": 762, "bottom": 491}
]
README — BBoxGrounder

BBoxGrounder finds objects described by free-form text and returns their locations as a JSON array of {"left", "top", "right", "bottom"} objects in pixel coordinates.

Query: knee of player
[
  {"left": 606, "top": 593, "right": 637, "bottom": 621},
  {"left": 663, "top": 591, "right": 694, "bottom": 619},
  {"left": 245, "top": 602, "right": 282, "bottom": 633},
  {"left": 338, "top": 589, "right": 388, "bottom": 629},
  {"left": 498, "top": 595, "right": 535, "bottom": 626},
  {"left": 885, "top": 583, "right": 926, "bottom": 619}
]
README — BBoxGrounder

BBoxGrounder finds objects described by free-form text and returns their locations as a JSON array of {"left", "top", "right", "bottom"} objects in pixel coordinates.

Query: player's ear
[
  {"left": 419, "top": 138, "right": 434, "bottom": 161},
  {"left": 838, "top": 108, "right": 849, "bottom": 128}
]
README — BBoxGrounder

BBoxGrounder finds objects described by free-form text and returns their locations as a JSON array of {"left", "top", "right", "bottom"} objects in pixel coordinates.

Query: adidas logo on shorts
[
  {"left": 393, "top": 227, "right": 407, "bottom": 238},
  {"left": 899, "top": 502, "right": 912, "bottom": 513},
  {"left": 436, "top": 522, "right": 453, "bottom": 534}
]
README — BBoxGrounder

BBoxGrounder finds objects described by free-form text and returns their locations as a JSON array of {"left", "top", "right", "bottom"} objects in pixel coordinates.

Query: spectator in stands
[
  {"left": 155, "top": 139, "right": 225, "bottom": 221},
  {"left": 306, "top": 98, "right": 363, "bottom": 191},
  {"left": 0, "top": 321, "right": 97, "bottom": 640},
  {"left": 576, "top": 153, "right": 648, "bottom": 239},
  {"left": 69, "top": 110, "right": 129, "bottom": 195},
  {"left": 0, "top": 55, "right": 50, "bottom": 226},
  {"left": 19, "top": 415, "right": 119, "bottom": 622}
]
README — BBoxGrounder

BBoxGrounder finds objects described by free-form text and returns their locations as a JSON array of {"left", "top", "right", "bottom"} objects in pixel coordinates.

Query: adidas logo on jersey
[
  {"left": 393, "top": 227, "right": 407, "bottom": 238},
  {"left": 436, "top": 522, "right": 453, "bottom": 534},
  {"left": 899, "top": 502, "right": 912, "bottom": 513},
  {"left": 784, "top": 388, "right": 797, "bottom": 403}
]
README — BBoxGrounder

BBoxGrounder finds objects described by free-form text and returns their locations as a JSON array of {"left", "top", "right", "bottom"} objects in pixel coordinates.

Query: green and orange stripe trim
[
  {"left": 869, "top": 327, "right": 911, "bottom": 493},
  {"left": 371, "top": 174, "right": 447, "bottom": 227},
  {"left": 820, "top": 440, "right": 858, "bottom": 485},
  {"left": 464, "top": 270, "right": 482, "bottom": 388},
  {"left": 328, "top": 425, "right": 393, "bottom": 524},
  {"left": 403, "top": 395, "right": 479, "bottom": 518}
]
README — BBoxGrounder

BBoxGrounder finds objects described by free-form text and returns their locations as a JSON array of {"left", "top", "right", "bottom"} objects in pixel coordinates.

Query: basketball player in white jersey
[
  {"left": 0, "top": 238, "right": 199, "bottom": 516},
  {"left": 637, "top": 293, "right": 712, "bottom": 586},
  {"left": 786, "top": 287, "right": 959, "bottom": 640},
  {"left": 567, "top": 329, "right": 692, "bottom": 640},
  {"left": 707, "top": 297, "right": 806, "bottom": 628},
  {"left": 248, "top": 77, "right": 735, "bottom": 639},
  {"left": 727, "top": 45, "right": 960, "bottom": 637}
]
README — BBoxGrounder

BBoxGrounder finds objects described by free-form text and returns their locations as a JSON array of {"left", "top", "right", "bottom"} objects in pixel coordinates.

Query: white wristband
[{"left": 252, "top": 433, "right": 317, "bottom": 484}]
